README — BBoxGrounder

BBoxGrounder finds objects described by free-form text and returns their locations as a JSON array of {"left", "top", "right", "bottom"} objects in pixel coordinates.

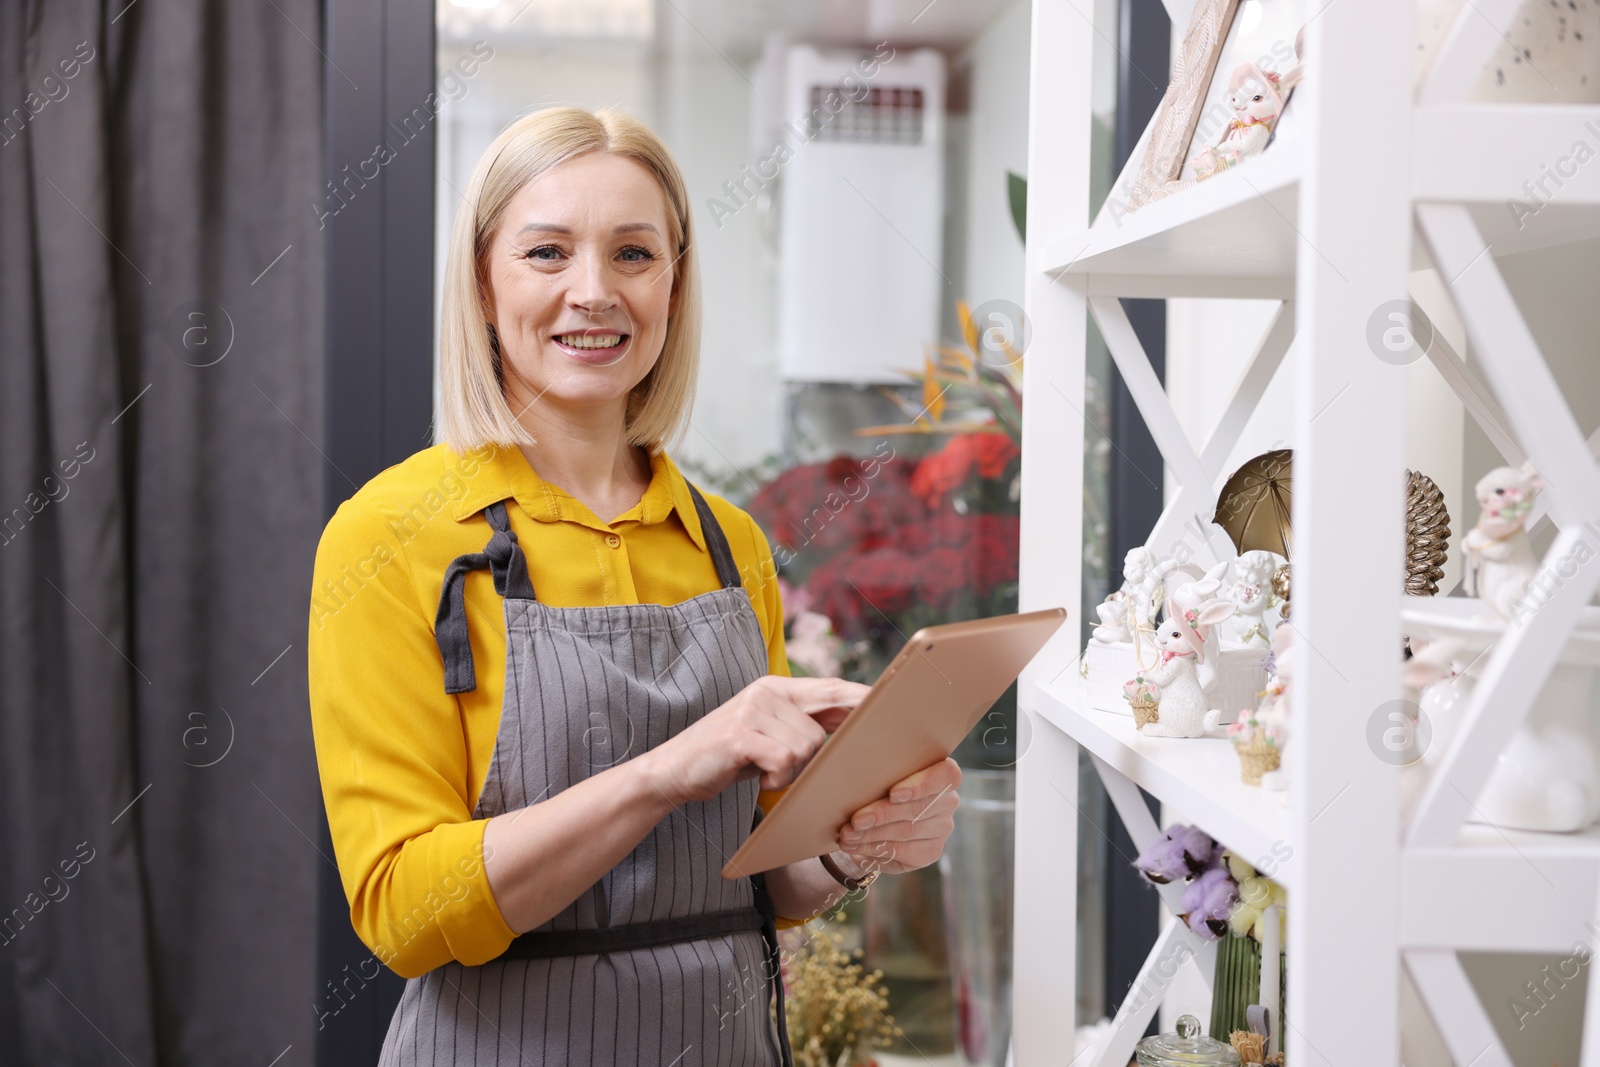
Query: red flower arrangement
[
  {"left": 749, "top": 437, "right": 1021, "bottom": 653},
  {"left": 909, "top": 432, "right": 1020, "bottom": 508}
]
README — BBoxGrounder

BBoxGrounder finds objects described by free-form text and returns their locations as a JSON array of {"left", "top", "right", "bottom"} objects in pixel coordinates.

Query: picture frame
[
  {"left": 1125, "top": 0, "right": 1240, "bottom": 211},
  {"left": 1125, "top": 0, "right": 1306, "bottom": 211}
]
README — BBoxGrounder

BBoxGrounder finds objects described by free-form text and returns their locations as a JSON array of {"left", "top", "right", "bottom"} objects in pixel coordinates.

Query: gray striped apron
[{"left": 378, "top": 484, "right": 792, "bottom": 1067}]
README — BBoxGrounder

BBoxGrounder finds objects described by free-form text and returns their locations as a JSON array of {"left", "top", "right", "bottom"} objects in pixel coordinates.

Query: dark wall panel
[{"left": 318, "top": 1, "right": 437, "bottom": 1062}]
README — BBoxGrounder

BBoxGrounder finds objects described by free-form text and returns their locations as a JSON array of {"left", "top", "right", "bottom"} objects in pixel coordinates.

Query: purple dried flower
[
  {"left": 1134, "top": 824, "right": 1219, "bottom": 885},
  {"left": 1179, "top": 866, "right": 1240, "bottom": 940}
]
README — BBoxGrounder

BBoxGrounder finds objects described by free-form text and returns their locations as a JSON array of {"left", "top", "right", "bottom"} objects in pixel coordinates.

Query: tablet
[{"left": 721, "top": 607, "right": 1067, "bottom": 879}]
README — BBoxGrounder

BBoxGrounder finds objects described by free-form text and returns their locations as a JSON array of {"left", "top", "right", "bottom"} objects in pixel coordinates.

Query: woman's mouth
[{"left": 552, "top": 331, "right": 630, "bottom": 363}]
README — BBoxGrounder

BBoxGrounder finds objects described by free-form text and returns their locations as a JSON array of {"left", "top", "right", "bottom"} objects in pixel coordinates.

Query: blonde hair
[{"left": 436, "top": 107, "right": 700, "bottom": 452}]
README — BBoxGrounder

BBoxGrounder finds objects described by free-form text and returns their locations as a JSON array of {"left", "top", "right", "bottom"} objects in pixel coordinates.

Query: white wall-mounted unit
[{"left": 775, "top": 45, "right": 946, "bottom": 383}]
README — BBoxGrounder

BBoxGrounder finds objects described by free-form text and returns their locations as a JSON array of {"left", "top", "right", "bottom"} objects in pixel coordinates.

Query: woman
[{"left": 308, "top": 106, "right": 962, "bottom": 1066}]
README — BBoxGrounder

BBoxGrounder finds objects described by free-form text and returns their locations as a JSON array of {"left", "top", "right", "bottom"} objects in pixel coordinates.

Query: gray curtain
[{"left": 1, "top": 1, "right": 324, "bottom": 1063}]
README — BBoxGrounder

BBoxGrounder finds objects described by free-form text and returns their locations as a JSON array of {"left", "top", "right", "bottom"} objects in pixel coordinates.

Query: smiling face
[{"left": 479, "top": 151, "right": 678, "bottom": 430}]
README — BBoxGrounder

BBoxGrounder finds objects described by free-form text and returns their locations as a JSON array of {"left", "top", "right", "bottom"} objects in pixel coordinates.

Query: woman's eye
[
  {"left": 617, "top": 245, "right": 656, "bottom": 264},
  {"left": 524, "top": 245, "right": 563, "bottom": 262}
]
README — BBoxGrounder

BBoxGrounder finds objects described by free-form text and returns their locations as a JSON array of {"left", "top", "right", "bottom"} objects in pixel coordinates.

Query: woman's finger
[
  {"left": 883, "top": 757, "right": 962, "bottom": 804},
  {"left": 843, "top": 758, "right": 962, "bottom": 832},
  {"left": 770, "top": 676, "right": 872, "bottom": 713},
  {"left": 731, "top": 729, "right": 807, "bottom": 789},
  {"left": 807, "top": 704, "right": 853, "bottom": 733},
  {"left": 845, "top": 788, "right": 961, "bottom": 836},
  {"left": 748, "top": 700, "right": 827, "bottom": 766},
  {"left": 841, "top": 813, "right": 955, "bottom": 847}
]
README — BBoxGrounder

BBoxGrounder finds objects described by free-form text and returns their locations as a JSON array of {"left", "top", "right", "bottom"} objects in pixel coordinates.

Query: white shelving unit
[{"left": 1014, "top": 2, "right": 1600, "bottom": 1066}]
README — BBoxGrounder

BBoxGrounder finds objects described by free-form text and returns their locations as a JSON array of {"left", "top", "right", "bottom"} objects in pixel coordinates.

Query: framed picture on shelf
[{"left": 1125, "top": 0, "right": 1306, "bottom": 211}]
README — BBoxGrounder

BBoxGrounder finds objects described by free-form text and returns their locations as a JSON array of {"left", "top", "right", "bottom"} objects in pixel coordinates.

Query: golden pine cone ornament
[{"left": 1405, "top": 470, "right": 1451, "bottom": 596}]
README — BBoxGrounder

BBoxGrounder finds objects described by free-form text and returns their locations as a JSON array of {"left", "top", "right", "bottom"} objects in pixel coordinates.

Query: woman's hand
[
  {"left": 640, "top": 675, "right": 870, "bottom": 807},
  {"left": 832, "top": 758, "right": 962, "bottom": 877}
]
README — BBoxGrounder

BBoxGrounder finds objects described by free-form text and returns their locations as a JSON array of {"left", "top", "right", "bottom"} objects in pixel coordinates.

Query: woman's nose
[{"left": 565, "top": 253, "right": 617, "bottom": 315}]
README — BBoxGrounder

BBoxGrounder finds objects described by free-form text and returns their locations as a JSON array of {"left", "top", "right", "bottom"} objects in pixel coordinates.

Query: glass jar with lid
[{"left": 1135, "top": 1015, "right": 1244, "bottom": 1067}]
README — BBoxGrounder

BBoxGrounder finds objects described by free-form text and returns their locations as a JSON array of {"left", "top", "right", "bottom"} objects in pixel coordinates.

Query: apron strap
[
  {"left": 684, "top": 481, "right": 745, "bottom": 591},
  {"left": 749, "top": 874, "right": 794, "bottom": 1067},
  {"left": 434, "top": 500, "right": 536, "bottom": 695},
  {"left": 493, "top": 905, "right": 765, "bottom": 960},
  {"left": 748, "top": 819, "right": 797, "bottom": 1067},
  {"left": 490, "top": 806, "right": 795, "bottom": 1067}
]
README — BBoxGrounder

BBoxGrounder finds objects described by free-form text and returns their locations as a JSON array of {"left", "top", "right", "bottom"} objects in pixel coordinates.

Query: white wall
[{"left": 950, "top": 0, "right": 1032, "bottom": 318}]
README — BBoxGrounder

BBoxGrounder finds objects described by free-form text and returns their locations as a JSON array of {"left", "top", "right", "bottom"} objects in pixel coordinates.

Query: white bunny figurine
[
  {"left": 1463, "top": 463, "right": 1542, "bottom": 621},
  {"left": 1189, "top": 63, "right": 1284, "bottom": 180},
  {"left": 1138, "top": 564, "right": 1238, "bottom": 738}
]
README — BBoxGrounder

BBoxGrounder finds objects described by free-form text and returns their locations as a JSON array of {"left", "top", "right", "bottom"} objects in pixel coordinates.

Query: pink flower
[{"left": 787, "top": 610, "right": 843, "bottom": 677}]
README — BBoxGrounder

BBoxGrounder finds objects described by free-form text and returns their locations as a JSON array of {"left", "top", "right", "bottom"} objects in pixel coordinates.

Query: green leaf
[{"left": 1007, "top": 171, "right": 1027, "bottom": 244}]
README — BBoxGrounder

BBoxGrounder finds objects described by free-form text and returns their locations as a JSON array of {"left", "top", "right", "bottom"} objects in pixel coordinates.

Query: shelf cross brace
[
  {"left": 1419, "top": 0, "right": 1524, "bottom": 105},
  {"left": 1408, "top": 204, "right": 1600, "bottom": 846},
  {"left": 1089, "top": 295, "right": 1295, "bottom": 566},
  {"left": 1404, "top": 950, "right": 1514, "bottom": 1067},
  {"left": 1092, "top": 916, "right": 1213, "bottom": 1067}
]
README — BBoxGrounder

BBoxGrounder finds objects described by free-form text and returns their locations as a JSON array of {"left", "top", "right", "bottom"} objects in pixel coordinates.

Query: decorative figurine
[
  {"left": 1229, "top": 551, "right": 1279, "bottom": 648},
  {"left": 1093, "top": 590, "right": 1132, "bottom": 644},
  {"left": 1255, "top": 624, "right": 1293, "bottom": 792},
  {"left": 1463, "top": 463, "right": 1542, "bottom": 620},
  {"left": 1269, "top": 564, "right": 1292, "bottom": 622},
  {"left": 1122, "top": 546, "right": 1182, "bottom": 643},
  {"left": 1404, "top": 469, "right": 1451, "bottom": 596},
  {"left": 1137, "top": 565, "right": 1238, "bottom": 738},
  {"left": 1190, "top": 63, "right": 1284, "bottom": 181},
  {"left": 1123, "top": 674, "right": 1161, "bottom": 729}
]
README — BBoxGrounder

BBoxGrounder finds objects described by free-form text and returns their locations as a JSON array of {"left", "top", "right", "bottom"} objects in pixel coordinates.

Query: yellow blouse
[{"left": 307, "top": 442, "right": 795, "bottom": 979}]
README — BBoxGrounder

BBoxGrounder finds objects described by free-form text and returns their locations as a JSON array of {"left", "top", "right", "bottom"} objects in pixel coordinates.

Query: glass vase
[{"left": 939, "top": 768, "right": 1015, "bottom": 1066}]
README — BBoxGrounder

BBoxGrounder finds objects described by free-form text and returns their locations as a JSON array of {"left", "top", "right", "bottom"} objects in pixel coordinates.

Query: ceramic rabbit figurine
[
  {"left": 1190, "top": 63, "right": 1283, "bottom": 180},
  {"left": 1463, "top": 463, "right": 1542, "bottom": 620},
  {"left": 1138, "top": 564, "right": 1238, "bottom": 738}
]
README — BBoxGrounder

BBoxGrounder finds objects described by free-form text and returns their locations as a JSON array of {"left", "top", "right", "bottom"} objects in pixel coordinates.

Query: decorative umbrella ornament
[
  {"left": 1214, "top": 449, "right": 1293, "bottom": 619},
  {"left": 1213, "top": 449, "right": 1293, "bottom": 561},
  {"left": 1211, "top": 451, "right": 1453, "bottom": 618}
]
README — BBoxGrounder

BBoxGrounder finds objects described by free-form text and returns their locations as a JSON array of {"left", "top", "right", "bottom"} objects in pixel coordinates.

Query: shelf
[
  {"left": 1036, "top": 104, "right": 1600, "bottom": 302},
  {"left": 1037, "top": 143, "right": 1301, "bottom": 298},
  {"left": 1414, "top": 104, "right": 1600, "bottom": 260},
  {"left": 1399, "top": 594, "right": 1600, "bottom": 662},
  {"left": 1029, "top": 674, "right": 1298, "bottom": 892},
  {"left": 1402, "top": 822, "right": 1600, "bottom": 953}
]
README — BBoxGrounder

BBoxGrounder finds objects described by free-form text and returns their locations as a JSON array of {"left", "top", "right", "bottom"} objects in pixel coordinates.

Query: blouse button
[{"left": 605, "top": 534, "right": 621, "bottom": 549}]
